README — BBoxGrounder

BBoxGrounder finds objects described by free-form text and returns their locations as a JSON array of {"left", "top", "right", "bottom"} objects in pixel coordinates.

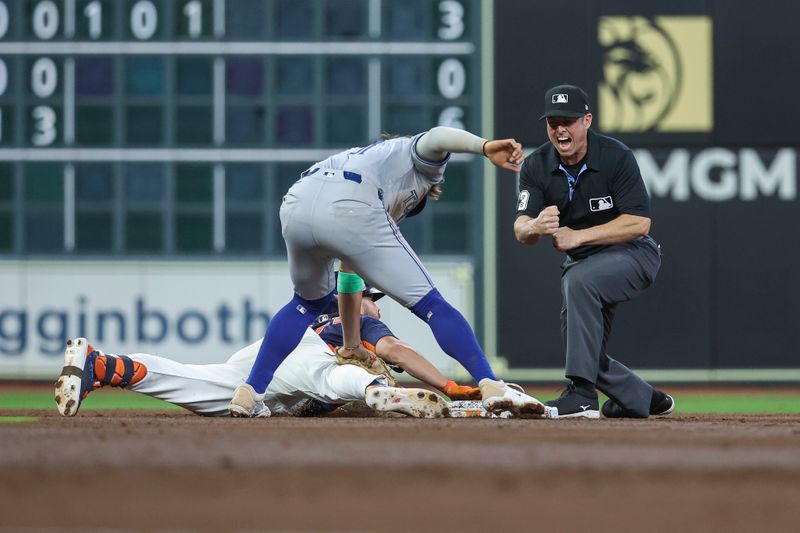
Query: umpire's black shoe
[
  {"left": 601, "top": 392, "right": 675, "bottom": 419},
  {"left": 544, "top": 383, "right": 599, "bottom": 419}
]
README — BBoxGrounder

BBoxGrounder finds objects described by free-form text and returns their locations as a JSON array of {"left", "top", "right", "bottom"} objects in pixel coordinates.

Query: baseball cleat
[
  {"left": 365, "top": 386, "right": 448, "bottom": 418},
  {"left": 651, "top": 393, "right": 676, "bottom": 416},
  {"left": 545, "top": 383, "right": 600, "bottom": 419},
  {"left": 601, "top": 392, "right": 675, "bottom": 418},
  {"left": 479, "top": 378, "right": 546, "bottom": 418},
  {"left": 54, "top": 338, "right": 96, "bottom": 417},
  {"left": 228, "top": 383, "right": 271, "bottom": 418}
]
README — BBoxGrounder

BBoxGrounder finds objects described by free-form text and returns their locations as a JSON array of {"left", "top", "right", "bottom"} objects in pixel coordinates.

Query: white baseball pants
[{"left": 126, "top": 328, "right": 386, "bottom": 416}]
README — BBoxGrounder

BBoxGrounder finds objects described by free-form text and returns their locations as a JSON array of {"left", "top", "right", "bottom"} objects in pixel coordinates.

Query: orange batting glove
[{"left": 443, "top": 380, "right": 481, "bottom": 400}]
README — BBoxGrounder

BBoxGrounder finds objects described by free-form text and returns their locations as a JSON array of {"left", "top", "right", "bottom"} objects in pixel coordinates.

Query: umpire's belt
[{"left": 300, "top": 166, "right": 362, "bottom": 183}]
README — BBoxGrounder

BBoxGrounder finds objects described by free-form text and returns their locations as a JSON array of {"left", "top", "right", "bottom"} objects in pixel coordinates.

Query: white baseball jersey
[{"left": 126, "top": 328, "right": 386, "bottom": 416}]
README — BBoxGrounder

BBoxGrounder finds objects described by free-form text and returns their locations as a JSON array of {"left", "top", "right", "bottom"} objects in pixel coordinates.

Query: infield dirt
[{"left": 1, "top": 410, "right": 799, "bottom": 532}]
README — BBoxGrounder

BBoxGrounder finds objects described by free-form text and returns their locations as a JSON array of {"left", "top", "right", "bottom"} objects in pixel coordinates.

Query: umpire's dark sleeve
[{"left": 516, "top": 159, "right": 545, "bottom": 218}]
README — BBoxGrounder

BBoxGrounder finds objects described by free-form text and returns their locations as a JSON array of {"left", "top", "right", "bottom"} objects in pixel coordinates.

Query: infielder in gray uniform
[{"left": 231, "top": 127, "right": 548, "bottom": 418}]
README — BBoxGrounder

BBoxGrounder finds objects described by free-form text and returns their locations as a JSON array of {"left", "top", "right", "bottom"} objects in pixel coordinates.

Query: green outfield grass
[
  {"left": 1, "top": 389, "right": 182, "bottom": 411},
  {"left": 659, "top": 394, "right": 800, "bottom": 414},
  {"left": 0, "top": 387, "right": 799, "bottom": 414},
  {"left": 0, "top": 416, "right": 38, "bottom": 423},
  {"left": 539, "top": 390, "right": 800, "bottom": 413}
]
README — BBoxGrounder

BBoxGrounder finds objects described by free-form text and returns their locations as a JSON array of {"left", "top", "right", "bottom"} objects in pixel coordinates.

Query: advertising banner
[{"left": 0, "top": 261, "right": 474, "bottom": 379}]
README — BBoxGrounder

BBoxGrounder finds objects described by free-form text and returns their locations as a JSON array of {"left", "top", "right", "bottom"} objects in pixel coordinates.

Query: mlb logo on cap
[{"left": 540, "top": 84, "right": 590, "bottom": 119}]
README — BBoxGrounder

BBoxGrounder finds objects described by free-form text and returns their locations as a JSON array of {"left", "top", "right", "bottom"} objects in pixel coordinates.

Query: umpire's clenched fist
[
  {"left": 514, "top": 205, "right": 560, "bottom": 245},
  {"left": 533, "top": 205, "right": 560, "bottom": 235}
]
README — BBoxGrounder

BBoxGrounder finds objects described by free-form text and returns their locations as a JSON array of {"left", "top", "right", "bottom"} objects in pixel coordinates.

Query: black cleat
[
  {"left": 544, "top": 383, "right": 599, "bottom": 419},
  {"left": 601, "top": 392, "right": 675, "bottom": 418}
]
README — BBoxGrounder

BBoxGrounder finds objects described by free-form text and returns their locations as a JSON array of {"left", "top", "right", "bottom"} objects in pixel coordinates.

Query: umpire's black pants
[{"left": 560, "top": 235, "right": 662, "bottom": 417}]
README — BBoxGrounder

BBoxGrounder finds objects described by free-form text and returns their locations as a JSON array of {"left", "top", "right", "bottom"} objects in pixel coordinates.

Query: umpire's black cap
[{"left": 539, "top": 84, "right": 590, "bottom": 119}]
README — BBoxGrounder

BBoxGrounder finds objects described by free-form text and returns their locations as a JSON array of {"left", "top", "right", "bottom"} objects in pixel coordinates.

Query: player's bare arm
[
  {"left": 374, "top": 336, "right": 480, "bottom": 400},
  {"left": 514, "top": 205, "right": 560, "bottom": 245},
  {"left": 337, "top": 263, "right": 375, "bottom": 364},
  {"left": 552, "top": 214, "right": 651, "bottom": 252},
  {"left": 416, "top": 126, "right": 523, "bottom": 171}
]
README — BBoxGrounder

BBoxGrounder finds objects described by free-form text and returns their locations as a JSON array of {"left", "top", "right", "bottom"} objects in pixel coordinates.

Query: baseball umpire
[{"left": 514, "top": 84, "right": 674, "bottom": 419}]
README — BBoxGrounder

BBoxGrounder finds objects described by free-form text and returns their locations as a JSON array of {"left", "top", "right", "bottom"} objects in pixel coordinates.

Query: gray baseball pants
[
  {"left": 280, "top": 169, "right": 435, "bottom": 307},
  {"left": 560, "top": 235, "right": 662, "bottom": 417}
]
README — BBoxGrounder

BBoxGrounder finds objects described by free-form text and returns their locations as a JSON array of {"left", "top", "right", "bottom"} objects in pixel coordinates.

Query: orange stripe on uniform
[
  {"left": 361, "top": 340, "right": 376, "bottom": 354},
  {"left": 93, "top": 355, "right": 109, "bottom": 383}
]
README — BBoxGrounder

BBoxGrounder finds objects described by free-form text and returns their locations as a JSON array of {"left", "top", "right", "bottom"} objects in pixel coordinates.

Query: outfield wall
[{"left": 0, "top": 260, "right": 474, "bottom": 379}]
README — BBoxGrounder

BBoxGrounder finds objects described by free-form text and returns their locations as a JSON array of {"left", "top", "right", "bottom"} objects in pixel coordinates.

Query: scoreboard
[{"left": 0, "top": 0, "right": 483, "bottom": 257}]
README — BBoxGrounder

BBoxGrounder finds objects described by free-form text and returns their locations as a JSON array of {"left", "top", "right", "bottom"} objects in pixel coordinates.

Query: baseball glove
[{"left": 335, "top": 347, "right": 398, "bottom": 387}]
